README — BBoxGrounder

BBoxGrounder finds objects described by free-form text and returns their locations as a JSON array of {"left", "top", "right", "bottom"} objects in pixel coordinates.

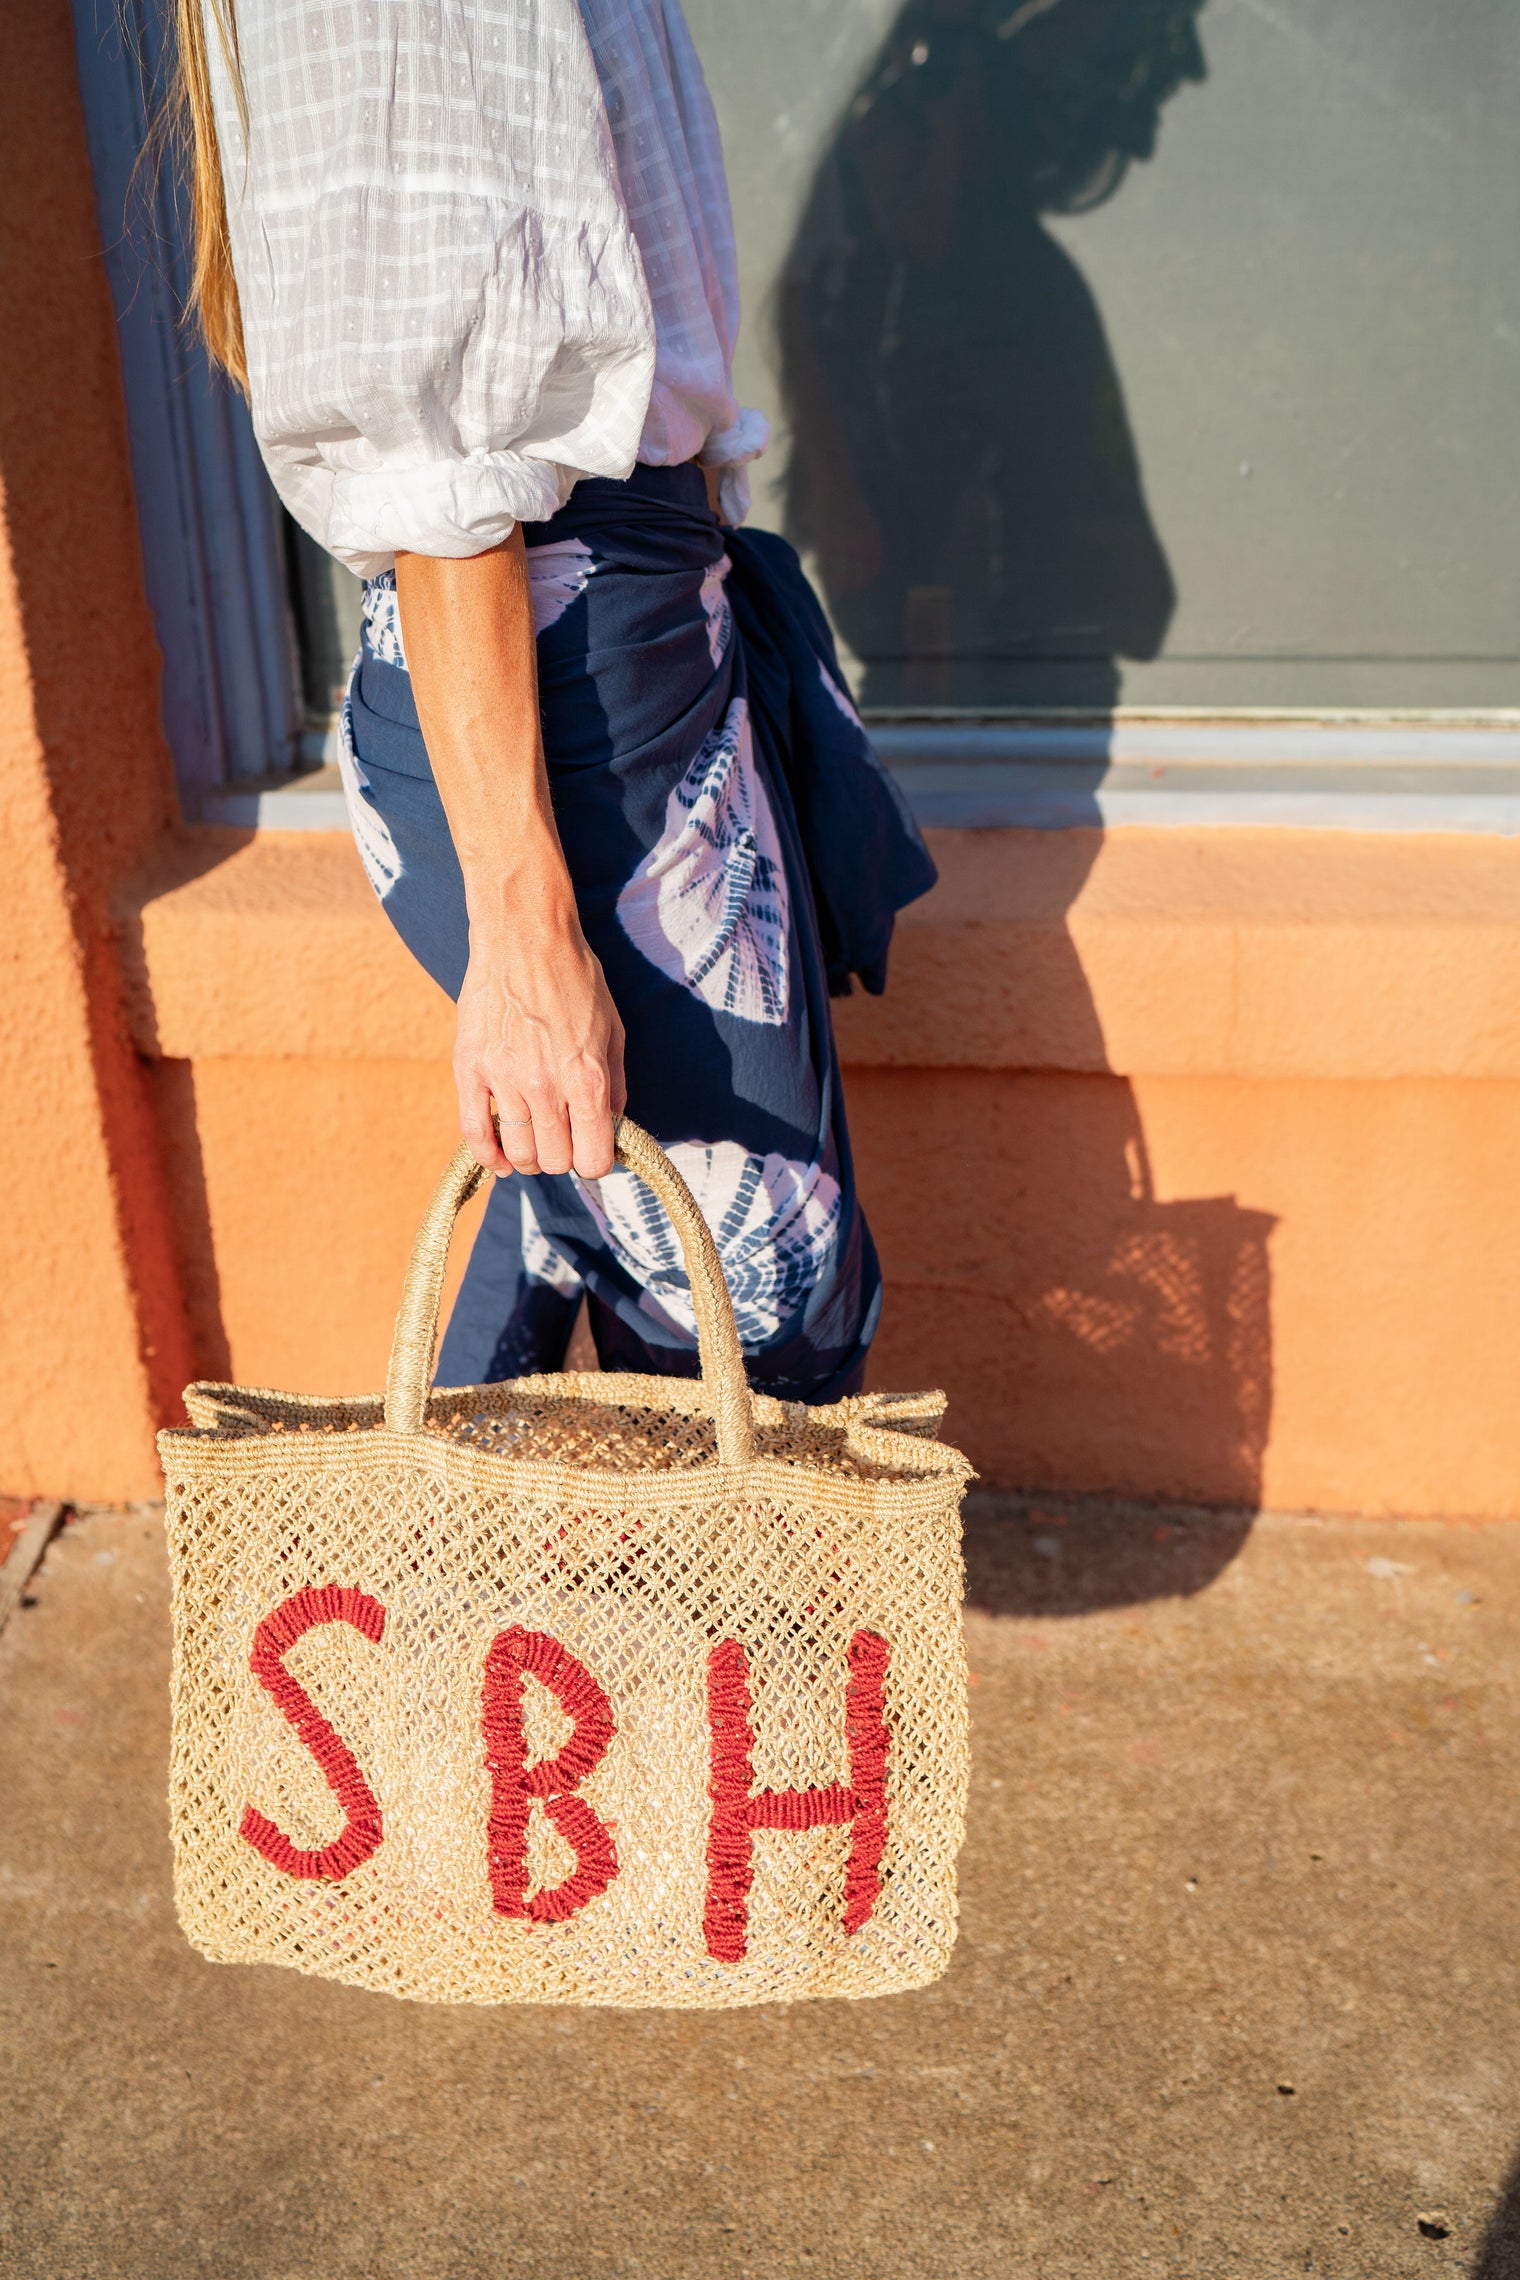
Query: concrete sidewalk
[{"left": 3, "top": 1496, "right": 1519, "bottom": 2279}]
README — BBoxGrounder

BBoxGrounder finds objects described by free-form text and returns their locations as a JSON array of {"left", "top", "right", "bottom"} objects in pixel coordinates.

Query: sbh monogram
[{"left": 240, "top": 1591, "right": 891, "bottom": 1955}]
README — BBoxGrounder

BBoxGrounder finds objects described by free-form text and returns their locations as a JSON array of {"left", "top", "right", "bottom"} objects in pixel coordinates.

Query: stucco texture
[
  {"left": 3, "top": 0, "right": 1518, "bottom": 1515},
  {"left": 109, "top": 824, "right": 1520, "bottom": 1519},
  {"left": 0, "top": 0, "right": 191, "bottom": 1501},
  {"left": 7, "top": 1496, "right": 1520, "bottom": 2275}
]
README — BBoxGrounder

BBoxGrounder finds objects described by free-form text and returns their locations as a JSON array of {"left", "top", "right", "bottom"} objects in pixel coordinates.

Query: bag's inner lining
[{"left": 173, "top": 1378, "right": 954, "bottom": 1485}]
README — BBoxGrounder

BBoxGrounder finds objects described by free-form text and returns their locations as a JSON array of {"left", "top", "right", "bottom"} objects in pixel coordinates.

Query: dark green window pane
[
  {"left": 687, "top": 0, "right": 1520, "bottom": 713},
  {"left": 284, "top": 517, "right": 362, "bottom": 719}
]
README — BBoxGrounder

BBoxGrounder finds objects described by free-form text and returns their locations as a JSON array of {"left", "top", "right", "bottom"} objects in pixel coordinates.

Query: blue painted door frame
[{"left": 68, "top": 0, "right": 302, "bottom": 808}]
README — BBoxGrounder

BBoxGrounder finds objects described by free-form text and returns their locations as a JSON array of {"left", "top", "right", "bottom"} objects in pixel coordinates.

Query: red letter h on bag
[{"left": 704, "top": 1631, "right": 890, "bottom": 1961}]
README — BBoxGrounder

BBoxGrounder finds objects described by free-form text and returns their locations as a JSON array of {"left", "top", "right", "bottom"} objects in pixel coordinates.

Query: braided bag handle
[{"left": 384, "top": 1115, "right": 756, "bottom": 1469}]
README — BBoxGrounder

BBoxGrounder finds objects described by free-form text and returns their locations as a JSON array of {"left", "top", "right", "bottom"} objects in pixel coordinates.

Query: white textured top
[{"left": 207, "top": 0, "right": 767, "bottom": 575}]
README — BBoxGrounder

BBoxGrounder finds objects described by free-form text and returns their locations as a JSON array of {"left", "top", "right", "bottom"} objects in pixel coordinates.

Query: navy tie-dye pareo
[{"left": 339, "top": 464, "right": 931, "bottom": 1402}]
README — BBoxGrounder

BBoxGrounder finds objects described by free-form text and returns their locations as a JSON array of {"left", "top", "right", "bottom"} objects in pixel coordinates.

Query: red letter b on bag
[{"left": 481, "top": 1626, "right": 618, "bottom": 1922}]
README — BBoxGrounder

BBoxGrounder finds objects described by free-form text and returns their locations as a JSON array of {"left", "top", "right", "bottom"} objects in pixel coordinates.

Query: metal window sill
[{"left": 193, "top": 715, "right": 1520, "bottom": 837}]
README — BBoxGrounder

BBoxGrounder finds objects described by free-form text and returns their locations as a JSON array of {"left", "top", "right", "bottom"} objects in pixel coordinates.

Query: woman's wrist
[
  {"left": 459, "top": 819, "right": 580, "bottom": 942},
  {"left": 465, "top": 894, "right": 587, "bottom": 961}
]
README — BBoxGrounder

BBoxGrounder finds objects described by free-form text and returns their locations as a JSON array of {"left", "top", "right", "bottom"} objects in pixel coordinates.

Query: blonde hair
[{"left": 167, "top": 0, "right": 248, "bottom": 389}]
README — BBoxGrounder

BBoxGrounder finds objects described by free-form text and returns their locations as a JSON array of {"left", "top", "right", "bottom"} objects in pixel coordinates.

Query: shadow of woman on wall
[
  {"left": 844, "top": 932, "right": 1276, "bottom": 1618},
  {"left": 786, "top": 0, "right": 1277, "bottom": 1606},
  {"left": 777, "top": 0, "right": 1205, "bottom": 708}
]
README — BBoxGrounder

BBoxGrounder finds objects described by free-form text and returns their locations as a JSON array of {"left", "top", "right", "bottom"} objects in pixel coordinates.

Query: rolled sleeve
[
  {"left": 208, "top": 0, "right": 656, "bottom": 572},
  {"left": 698, "top": 408, "right": 771, "bottom": 525}
]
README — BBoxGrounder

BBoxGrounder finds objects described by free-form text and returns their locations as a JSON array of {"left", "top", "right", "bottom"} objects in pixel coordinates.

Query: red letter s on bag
[{"left": 240, "top": 1585, "right": 387, "bottom": 1880}]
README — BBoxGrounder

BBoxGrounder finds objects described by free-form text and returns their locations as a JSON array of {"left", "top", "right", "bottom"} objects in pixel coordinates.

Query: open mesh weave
[
  {"left": 161, "top": 1125, "right": 970, "bottom": 2010},
  {"left": 163, "top": 1375, "right": 970, "bottom": 2008}
]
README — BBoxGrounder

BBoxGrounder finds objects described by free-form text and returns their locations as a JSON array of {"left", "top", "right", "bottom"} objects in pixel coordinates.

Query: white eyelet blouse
[{"left": 206, "top": 0, "right": 768, "bottom": 575}]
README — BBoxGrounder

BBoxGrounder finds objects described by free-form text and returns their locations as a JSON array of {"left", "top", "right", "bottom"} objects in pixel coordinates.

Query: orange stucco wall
[
  {"left": 3, "top": 0, "right": 1518, "bottom": 1515},
  {"left": 0, "top": 0, "right": 193, "bottom": 1501},
  {"left": 116, "top": 825, "right": 1520, "bottom": 1519},
  {"left": 135, "top": 1040, "right": 1520, "bottom": 1519}
]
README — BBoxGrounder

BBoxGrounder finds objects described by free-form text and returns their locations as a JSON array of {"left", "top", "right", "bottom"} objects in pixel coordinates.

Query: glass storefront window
[
  {"left": 75, "top": 0, "right": 1520, "bottom": 809},
  {"left": 284, "top": 521, "right": 362, "bottom": 722},
  {"left": 688, "top": 0, "right": 1520, "bottom": 713}
]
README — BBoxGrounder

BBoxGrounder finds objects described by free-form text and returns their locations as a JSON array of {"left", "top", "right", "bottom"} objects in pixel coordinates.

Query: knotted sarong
[{"left": 339, "top": 463, "right": 933, "bottom": 1401}]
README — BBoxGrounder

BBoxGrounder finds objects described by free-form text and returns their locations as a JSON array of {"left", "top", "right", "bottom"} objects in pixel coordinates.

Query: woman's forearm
[
  {"left": 393, "top": 533, "right": 625, "bottom": 1181},
  {"left": 394, "top": 535, "right": 561, "bottom": 927}
]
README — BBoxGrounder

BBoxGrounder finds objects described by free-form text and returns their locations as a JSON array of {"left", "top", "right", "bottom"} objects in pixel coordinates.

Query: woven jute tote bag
[{"left": 160, "top": 1118, "right": 972, "bottom": 2008}]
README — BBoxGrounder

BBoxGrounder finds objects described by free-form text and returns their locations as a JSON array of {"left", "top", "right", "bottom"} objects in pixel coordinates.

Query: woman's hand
[
  {"left": 454, "top": 902, "right": 626, "bottom": 1179},
  {"left": 393, "top": 532, "right": 625, "bottom": 1181}
]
